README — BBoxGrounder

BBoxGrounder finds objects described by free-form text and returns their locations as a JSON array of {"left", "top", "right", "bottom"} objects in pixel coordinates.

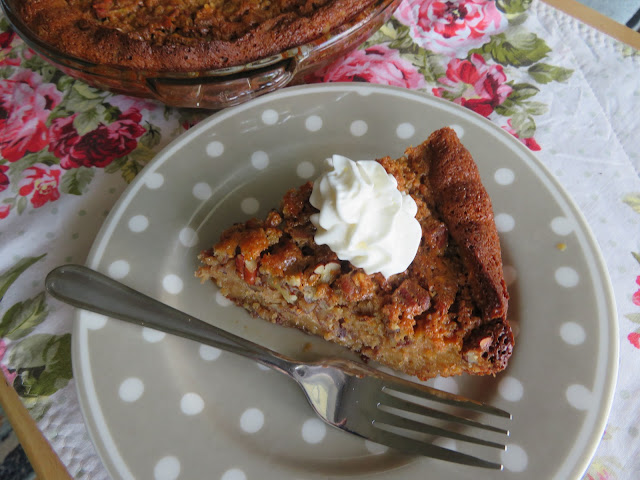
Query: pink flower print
[
  {"left": 433, "top": 53, "right": 512, "bottom": 117},
  {"left": 0, "top": 70, "right": 63, "bottom": 161},
  {"left": 629, "top": 332, "right": 640, "bottom": 349},
  {"left": 0, "top": 338, "right": 17, "bottom": 384},
  {"left": 395, "top": 0, "right": 508, "bottom": 57},
  {"left": 18, "top": 163, "right": 61, "bottom": 208},
  {"left": 307, "top": 45, "right": 427, "bottom": 89}
]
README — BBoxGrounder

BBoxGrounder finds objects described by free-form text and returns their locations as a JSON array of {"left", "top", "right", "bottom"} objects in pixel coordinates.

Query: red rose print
[
  {"left": 0, "top": 164, "right": 9, "bottom": 192},
  {"left": 0, "top": 204, "right": 9, "bottom": 219},
  {"left": 395, "top": 0, "right": 507, "bottom": 57},
  {"left": 18, "top": 163, "right": 61, "bottom": 208},
  {"left": 0, "top": 30, "right": 20, "bottom": 67},
  {"left": 501, "top": 119, "right": 541, "bottom": 151},
  {"left": 629, "top": 332, "right": 640, "bottom": 349},
  {"left": 0, "top": 70, "right": 62, "bottom": 161},
  {"left": 433, "top": 53, "right": 512, "bottom": 117},
  {"left": 50, "top": 109, "right": 146, "bottom": 169},
  {"left": 633, "top": 276, "right": 640, "bottom": 306},
  {"left": 307, "top": 45, "right": 427, "bottom": 89}
]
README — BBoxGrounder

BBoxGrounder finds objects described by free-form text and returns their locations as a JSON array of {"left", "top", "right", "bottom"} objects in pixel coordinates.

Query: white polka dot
[
  {"left": 108, "top": 260, "right": 130, "bottom": 279},
  {"left": 206, "top": 141, "right": 224, "bottom": 157},
  {"left": 297, "top": 161, "right": 315, "bottom": 179},
  {"left": 551, "top": 216, "right": 574, "bottom": 236},
  {"left": 81, "top": 311, "right": 108, "bottom": 330},
  {"left": 179, "top": 227, "right": 199, "bottom": 248},
  {"left": 449, "top": 124, "right": 465, "bottom": 138},
  {"left": 560, "top": 322, "right": 586, "bottom": 345},
  {"left": 555, "top": 266, "right": 579, "bottom": 287},
  {"left": 364, "top": 440, "right": 388, "bottom": 454},
  {"left": 494, "top": 168, "right": 515, "bottom": 185},
  {"left": 396, "top": 122, "right": 415, "bottom": 139},
  {"left": 305, "top": 115, "right": 323, "bottom": 131},
  {"left": 145, "top": 172, "right": 165, "bottom": 189},
  {"left": 240, "top": 408, "right": 265, "bottom": 433},
  {"left": 142, "top": 327, "right": 166, "bottom": 343},
  {"left": 119, "top": 377, "right": 144, "bottom": 402},
  {"left": 350, "top": 120, "right": 368, "bottom": 136},
  {"left": 216, "top": 291, "right": 232, "bottom": 307},
  {"left": 241, "top": 197, "right": 260, "bottom": 215},
  {"left": 199, "top": 345, "right": 222, "bottom": 361},
  {"left": 128, "top": 215, "right": 149, "bottom": 233},
  {"left": 154, "top": 456, "right": 180, "bottom": 480},
  {"left": 495, "top": 213, "right": 515, "bottom": 232},
  {"left": 501, "top": 444, "right": 528, "bottom": 472},
  {"left": 181, "top": 392, "right": 205, "bottom": 415},
  {"left": 163, "top": 274, "right": 184, "bottom": 294},
  {"left": 503, "top": 265, "right": 517, "bottom": 286},
  {"left": 432, "top": 376, "right": 459, "bottom": 394},
  {"left": 193, "top": 182, "right": 212, "bottom": 200},
  {"left": 261, "top": 109, "right": 279, "bottom": 125},
  {"left": 302, "top": 418, "right": 326, "bottom": 444},
  {"left": 251, "top": 151, "right": 269, "bottom": 170},
  {"left": 498, "top": 376, "right": 523, "bottom": 402},
  {"left": 566, "top": 384, "right": 592, "bottom": 410},
  {"left": 221, "top": 468, "right": 246, "bottom": 480}
]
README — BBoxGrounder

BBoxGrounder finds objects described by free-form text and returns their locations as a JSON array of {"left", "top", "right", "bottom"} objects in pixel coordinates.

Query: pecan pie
[
  {"left": 196, "top": 128, "right": 513, "bottom": 380},
  {"left": 15, "top": 0, "right": 379, "bottom": 72}
]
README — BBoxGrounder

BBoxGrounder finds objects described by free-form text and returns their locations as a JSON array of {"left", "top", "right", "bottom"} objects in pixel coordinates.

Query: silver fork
[{"left": 45, "top": 264, "right": 511, "bottom": 470}]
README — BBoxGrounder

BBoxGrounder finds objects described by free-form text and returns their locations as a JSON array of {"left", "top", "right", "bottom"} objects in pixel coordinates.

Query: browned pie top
[{"left": 15, "top": 0, "right": 377, "bottom": 71}]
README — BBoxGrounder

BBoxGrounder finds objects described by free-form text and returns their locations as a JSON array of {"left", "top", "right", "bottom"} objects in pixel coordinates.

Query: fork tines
[{"left": 370, "top": 377, "right": 512, "bottom": 470}]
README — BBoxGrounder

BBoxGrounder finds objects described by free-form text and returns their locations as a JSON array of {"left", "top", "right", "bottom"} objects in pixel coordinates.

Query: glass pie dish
[{"left": 1, "top": 0, "right": 400, "bottom": 110}]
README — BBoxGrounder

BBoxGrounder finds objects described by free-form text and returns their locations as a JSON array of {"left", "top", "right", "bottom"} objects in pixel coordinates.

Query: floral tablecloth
[{"left": 0, "top": 1, "right": 638, "bottom": 479}]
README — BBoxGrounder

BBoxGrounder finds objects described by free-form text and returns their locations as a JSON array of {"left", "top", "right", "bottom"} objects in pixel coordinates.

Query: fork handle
[{"left": 45, "top": 264, "right": 297, "bottom": 375}]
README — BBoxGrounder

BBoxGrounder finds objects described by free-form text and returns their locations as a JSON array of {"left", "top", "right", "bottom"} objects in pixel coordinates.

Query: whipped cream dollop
[{"left": 309, "top": 155, "right": 421, "bottom": 278}]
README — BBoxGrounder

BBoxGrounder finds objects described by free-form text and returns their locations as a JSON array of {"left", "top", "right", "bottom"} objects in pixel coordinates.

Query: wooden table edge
[
  {"left": 0, "top": 376, "right": 73, "bottom": 480},
  {"left": 542, "top": 0, "right": 640, "bottom": 50}
]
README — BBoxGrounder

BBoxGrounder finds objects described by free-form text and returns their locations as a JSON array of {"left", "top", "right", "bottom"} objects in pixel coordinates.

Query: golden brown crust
[
  {"left": 422, "top": 127, "right": 509, "bottom": 322},
  {"left": 15, "top": 0, "right": 377, "bottom": 72},
  {"left": 196, "top": 128, "right": 513, "bottom": 379}
]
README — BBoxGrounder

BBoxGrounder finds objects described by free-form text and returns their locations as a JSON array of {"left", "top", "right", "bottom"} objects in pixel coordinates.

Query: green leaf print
[
  {"left": 496, "top": 0, "right": 533, "bottom": 15},
  {"left": 511, "top": 111, "right": 536, "bottom": 138},
  {"left": 73, "top": 104, "right": 108, "bottom": 135},
  {"left": 623, "top": 194, "right": 640, "bottom": 214},
  {"left": 632, "top": 252, "right": 640, "bottom": 265},
  {"left": 63, "top": 81, "right": 107, "bottom": 113},
  {"left": 140, "top": 124, "right": 162, "bottom": 149},
  {"left": 471, "top": 29, "right": 550, "bottom": 67},
  {"left": 528, "top": 63, "right": 573, "bottom": 84},
  {"left": 626, "top": 313, "right": 640, "bottom": 324},
  {"left": 0, "top": 292, "right": 48, "bottom": 340},
  {"left": 0, "top": 254, "right": 46, "bottom": 300},
  {"left": 60, "top": 167, "right": 95, "bottom": 196},
  {"left": 9, "top": 334, "right": 72, "bottom": 397}
]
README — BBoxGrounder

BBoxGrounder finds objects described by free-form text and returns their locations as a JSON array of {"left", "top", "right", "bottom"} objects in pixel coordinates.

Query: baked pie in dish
[
  {"left": 3, "top": 0, "right": 398, "bottom": 108},
  {"left": 196, "top": 127, "right": 514, "bottom": 380}
]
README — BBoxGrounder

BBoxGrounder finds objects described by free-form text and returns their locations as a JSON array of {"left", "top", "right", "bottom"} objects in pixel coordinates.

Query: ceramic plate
[{"left": 73, "top": 84, "right": 618, "bottom": 480}]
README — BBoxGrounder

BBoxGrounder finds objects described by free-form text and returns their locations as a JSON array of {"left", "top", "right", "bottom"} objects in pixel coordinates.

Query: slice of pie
[{"left": 196, "top": 127, "right": 513, "bottom": 380}]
